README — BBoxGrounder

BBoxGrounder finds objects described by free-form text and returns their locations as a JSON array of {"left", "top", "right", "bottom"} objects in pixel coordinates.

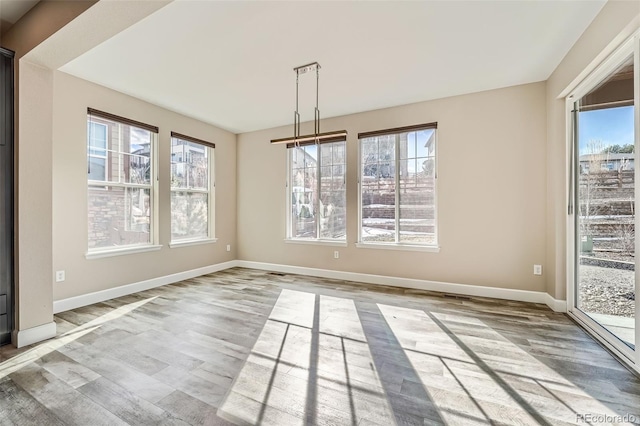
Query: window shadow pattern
[{"left": 218, "top": 286, "right": 640, "bottom": 425}]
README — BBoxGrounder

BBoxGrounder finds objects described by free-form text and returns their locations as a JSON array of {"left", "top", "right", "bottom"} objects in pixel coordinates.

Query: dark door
[{"left": 0, "top": 47, "right": 14, "bottom": 346}]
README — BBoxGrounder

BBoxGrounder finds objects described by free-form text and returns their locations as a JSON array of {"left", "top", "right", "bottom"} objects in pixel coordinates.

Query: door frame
[
  {"left": 0, "top": 46, "right": 14, "bottom": 347},
  {"left": 566, "top": 32, "right": 640, "bottom": 374}
]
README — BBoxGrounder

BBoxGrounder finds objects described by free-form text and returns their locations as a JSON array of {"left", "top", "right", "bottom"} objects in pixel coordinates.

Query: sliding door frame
[
  {"left": 0, "top": 46, "right": 14, "bottom": 347},
  {"left": 566, "top": 31, "right": 640, "bottom": 375}
]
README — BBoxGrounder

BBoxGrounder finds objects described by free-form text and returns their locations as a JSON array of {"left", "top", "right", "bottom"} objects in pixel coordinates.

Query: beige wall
[
  {"left": 1, "top": 1, "right": 96, "bottom": 332},
  {"left": 546, "top": 0, "right": 640, "bottom": 300},
  {"left": 52, "top": 71, "right": 236, "bottom": 301},
  {"left": 17, "top": 62, "right": 54, "bottom": 329},
  {"left": 1, "top": 0, "right": 173, "bottom": 338},
  {"left": 4, "top": 0, "right": 639, "bottom": 338},
  {"left": 237, "top": 82, "right": 547, "bottom": 292}
]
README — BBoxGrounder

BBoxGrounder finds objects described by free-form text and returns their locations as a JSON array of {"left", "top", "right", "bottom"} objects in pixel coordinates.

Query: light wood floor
[{"left": 1, "top": 267, "right": 639, "bottom": 425}]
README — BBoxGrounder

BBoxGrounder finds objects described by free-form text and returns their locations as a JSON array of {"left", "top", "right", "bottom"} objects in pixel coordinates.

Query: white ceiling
[{"left": 60, "top": 0, "right": 606, "bottom": 134}]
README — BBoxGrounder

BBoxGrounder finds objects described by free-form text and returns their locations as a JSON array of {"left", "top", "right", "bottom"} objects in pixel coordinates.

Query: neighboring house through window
[
  {"left": 358, "top": 123, "right": 438, "bottom": 249},
  {"left": 170, "top": 132, "right": 215, "bottom": 243},
  {"left": 287, "top": 138, "right": 346, "bottom": 241},
  {"left": 86, "top": 108, "right": 158, "bottom": 253},
  {"left": 87, "top": 121, "right": 107, "bottom": 181}
]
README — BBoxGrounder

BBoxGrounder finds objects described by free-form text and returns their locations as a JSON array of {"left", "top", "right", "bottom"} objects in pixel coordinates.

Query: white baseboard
[
  {"left": 53, "top": 259, "right": 567, "bottom": 316},
  {"left": 235, "top": 260, "right": 566, "bottom": 312},
  {"left": 545, "top": 293, "right": 567, "bottom": 313},
  {"left": 53, "top": 261, "right": 237, "bottom": 314},
  {"left": 12, "top": 321, "right": 57, "bottom": 348}
]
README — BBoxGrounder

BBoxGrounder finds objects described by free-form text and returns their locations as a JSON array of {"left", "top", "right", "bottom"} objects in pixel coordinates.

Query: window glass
[
  {"left": 87, "top": 116, "right": 155, "bottom": 250},
  {"left": 288, "top": 140, "right": 346, "bottom": 240},
  {"left": 170, "top": 137, "right": 213, "bottom": 242},
  {"left": 360, "top": 128, "right": 437, "bottom": 246}
]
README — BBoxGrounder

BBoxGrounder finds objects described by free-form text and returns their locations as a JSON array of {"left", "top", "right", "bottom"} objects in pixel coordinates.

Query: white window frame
[
  {"left": 86, "top": 113, "right": 160, "bottom": 258},
  {"left": 285, "top": 140, "right": 347, "bottom": 245},
  {"left": 356, "top": 126, "right": 439, "bottom": 252},
  {"left": 169, "top": 135, "right": 216, "bottom": 247}
]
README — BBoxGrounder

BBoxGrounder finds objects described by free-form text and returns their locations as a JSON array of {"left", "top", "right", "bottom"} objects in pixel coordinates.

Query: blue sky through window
[{"left": 578, "top": 105, "right": 635, "bottom": 154}]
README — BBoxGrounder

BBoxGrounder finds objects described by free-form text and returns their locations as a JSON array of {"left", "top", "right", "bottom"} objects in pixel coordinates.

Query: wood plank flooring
[{"left": 1, "top": 267, "right": 640, "bottom": 425}]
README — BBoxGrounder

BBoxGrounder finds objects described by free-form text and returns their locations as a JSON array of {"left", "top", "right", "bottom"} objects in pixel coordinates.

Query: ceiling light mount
[{"left": 294, "top": 62, "right": 321, "bottom": 75}]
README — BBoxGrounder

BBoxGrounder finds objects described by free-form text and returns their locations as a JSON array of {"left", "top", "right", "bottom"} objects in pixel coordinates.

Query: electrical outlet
[
  {"left": 226, "top": 244, "right": 231, "bottom": 252},
  {"left": 533, "top": 264, "right": 542, "bottom": 276},
  {"left": 334, "top": 251, "right": 339, "bottom": 259},
  {"left": 55, "top": 270, "right": 65, "bottom": 282}
]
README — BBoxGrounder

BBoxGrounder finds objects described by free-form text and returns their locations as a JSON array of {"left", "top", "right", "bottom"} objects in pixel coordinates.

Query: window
[
  {"left": 358, "top": 123, "right": 437, "bottom": 248},
  {"left": 170, "top": 132, "right": 214, "bottom": 243},
  {"left": 287, "top": 139, "right": 346, "bottom": 241},
  {"left": 87, "top": 122, "right": 107, "bottom": 181},
  {"left": 87, "top": 108, "right": 158, "bottom": 253}
]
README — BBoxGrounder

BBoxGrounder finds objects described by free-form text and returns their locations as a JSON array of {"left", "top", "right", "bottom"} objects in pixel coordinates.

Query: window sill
[
  {"left": 284, "top": 239, "right": 348, "bottom": 247},
  {"left": 169, "top": 238, "right": 218, "bottom": 248},
  {"left": 355, "top": 242, "right": 440, "bottom": 253},
  {"left": 85, "top": 244, "right": 163, "bottom": 259}
]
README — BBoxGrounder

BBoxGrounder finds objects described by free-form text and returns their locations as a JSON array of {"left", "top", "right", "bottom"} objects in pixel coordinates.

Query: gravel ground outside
[{"left": 578, "top": 264, "right": 635, "bottom": 318}]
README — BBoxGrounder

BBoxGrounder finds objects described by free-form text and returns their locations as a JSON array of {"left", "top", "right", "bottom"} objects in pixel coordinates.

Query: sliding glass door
[{"left": 569, "top": 34, "right": 639, "bottom": 371}]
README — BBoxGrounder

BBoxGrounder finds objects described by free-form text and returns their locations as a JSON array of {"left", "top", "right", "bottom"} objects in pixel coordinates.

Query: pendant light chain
[
  {"left": 292, "top": 62, "right": 322, "bottom": 145},
  {"left": 272, "top": 62, "right": 346, "bottom": 147},
  {"left": 294, "top": 71, "right": 301, "bottom": 147},
  {"left": 315, "top": 66, "right": 320, "bottom": 137}
]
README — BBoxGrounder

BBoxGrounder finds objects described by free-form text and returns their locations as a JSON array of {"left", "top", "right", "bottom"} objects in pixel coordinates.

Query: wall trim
[
  {"left": 236, "top": 260, "right": 566, "bottom": 312},
  {"left": 53, "top": 260, "right": 567, "bottom": 317},
  {"left": 53, "top": 261, "right": 237, "bottom": 314},
  {"left": 11, "top": 321, "right": 57, "bottom": 348},
  {"left": 545, "top": 293, "right": 567, "bottom": 313}
]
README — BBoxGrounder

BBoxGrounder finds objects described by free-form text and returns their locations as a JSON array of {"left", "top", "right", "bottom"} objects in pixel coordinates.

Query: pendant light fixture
[{"left": 270, "top": 62, "right": 347, "bottom": 145}]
